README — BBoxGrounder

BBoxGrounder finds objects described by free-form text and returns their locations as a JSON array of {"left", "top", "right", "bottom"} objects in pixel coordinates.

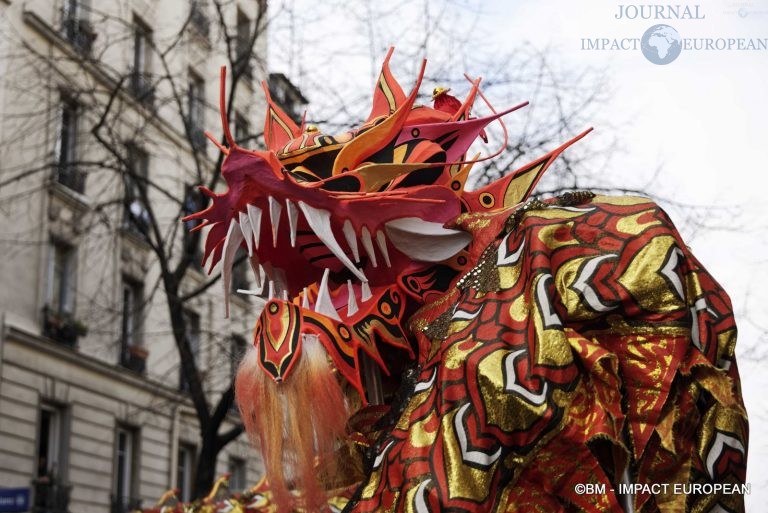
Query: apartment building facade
[{"left": 0, "top": 1, "right": 291, "bottom": 511}]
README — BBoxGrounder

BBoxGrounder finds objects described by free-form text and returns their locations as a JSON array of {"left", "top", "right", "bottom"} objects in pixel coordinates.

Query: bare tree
[{"left": 0, "top": 0, "right": 268, "bottom": 498}]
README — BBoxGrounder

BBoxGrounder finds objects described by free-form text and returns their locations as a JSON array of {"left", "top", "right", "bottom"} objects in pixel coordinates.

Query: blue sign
[{"left": 0, "top": 488, "right": 29, "bottom": 513}]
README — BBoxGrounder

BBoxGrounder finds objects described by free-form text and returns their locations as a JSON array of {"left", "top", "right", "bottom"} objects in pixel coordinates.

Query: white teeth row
[
  {"left": 234, "top": 197, "right": 393, "bottom": 277},
  {"left": 221, "top": 197, "right": 398, "bottom": 317},
  {"left": 311, "top": 269, "right": 372, "bottom": 319},
  {"left": 236, "top": 267, "right": 372, "bottom": 321}
]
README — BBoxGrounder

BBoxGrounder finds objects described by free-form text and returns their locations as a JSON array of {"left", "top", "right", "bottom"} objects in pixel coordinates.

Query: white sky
[{"left": 269, "top": 0, "right": 768, "bottom": 507}]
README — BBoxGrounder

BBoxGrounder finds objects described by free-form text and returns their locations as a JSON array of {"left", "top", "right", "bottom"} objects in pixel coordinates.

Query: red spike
[
  {"left": 188, "top": 220, "right": 209, "bottom": 233},
  {"left": 198, "top": 186, "right": 216, "bottom": 199},
  {"left": 204, "top": 130, "right": 229, "bottom": 155}
]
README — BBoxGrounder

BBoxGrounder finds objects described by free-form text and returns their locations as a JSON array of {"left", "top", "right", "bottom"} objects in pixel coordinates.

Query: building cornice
[{"left": 4, "top": 322, "right": 186, "bottom": 403}]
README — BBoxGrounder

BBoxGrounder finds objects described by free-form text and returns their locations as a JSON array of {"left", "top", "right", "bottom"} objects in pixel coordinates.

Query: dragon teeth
[
  {"left": 237, "top": 288, "right": 262, "bottom": 296},
  {"left": 246, "top": 204, "right": 262, "bottom": 250},
  {"left": 361, "top": 227, "right": 377, "bottom": 268},
  {"left": 376, "top": 230, "right": 391, "bottom": 267},
  {"left": 222, "top": 219, "right": 244, "bottom": 318},
  {"left": 314, "top": 268, "right": 340, "bottom": 320},
  {"left": 268, "top": 196, "right": 282, "bottom": 247},
  {"left": 297, "top": 201, "right": 367, "bottom": 282},
  {"left": 343, "top": 220, "right": 360, "bottom": 263},
  {"left": 248, "top": 256, "right": 264, "bottom": 290},
  {"left": 361, "top": 279, "right": 372, "bottom": 302},
  {"left": 302, "top": 287, "right": 309, "bottom": 309},
  {"left": 346, "top": 279, "right": 359, "bottom": 316},
  {"left": 238, "top": 211, "right": 254, "bottom": 256},
  {"left": 286, "top": 199, "right": 299, "bottom": 248}
]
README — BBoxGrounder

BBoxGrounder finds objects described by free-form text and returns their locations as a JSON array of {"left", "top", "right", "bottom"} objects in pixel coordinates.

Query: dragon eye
[{"left": 480, "top": 193, "right": 495, "bottom": 208}]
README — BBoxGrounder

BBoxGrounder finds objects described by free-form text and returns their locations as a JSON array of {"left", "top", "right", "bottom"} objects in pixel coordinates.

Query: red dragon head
[{"left": 183, "top": 48, "right": 589, "bottom": 512}]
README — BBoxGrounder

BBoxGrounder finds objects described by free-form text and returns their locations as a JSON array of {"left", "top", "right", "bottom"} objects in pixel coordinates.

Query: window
[
  {"left": 120, "top": 277, "right": 146, "bottom": 373},
  {"left": 268, "top": 74, "right": 308, "bottom": 125},
  {"left": 130, "top": 18, "right": 153, "bottom": 105},
  {"left": 229, "top": 334, "right": 247, "bottom": 413},
  {"left": 230, "top": 334, "right": 247, "bottom": 380},
  {"left": 228, "top": 457, "right": 246, "bottom": 492},
  {"left": 179, "top": 309, "right": 201, "bottom": 392},
  {"left": 44, "top": 240, "right": 84, "bottom": 346},
  {"left": 55, "top": 95, "right": 85, "bottom": 193},
  {"left": 236, "top": 10, "right": 252, "bottom": 78},
  {"left": 34, "top": 404, "right": 71, "bottom": 513},
  {"left": 177, "top": 444, "right": 196, "bottom": 502},
  {"left": 187, "top": 70, "right": 206, "bottom": 149},
  {"left": 112, "top": 425, "right": 141, "bottom": 513},
  {"left": 124, "top": 145, "right": 150, "bottom": 235},
  {"left": 234, "top": 112, "right": 250, "bottom": 145},
  {"left": 189, "top": 0, "right": 210, "bottom": 39},
  {"left": 48, "top": 240, "right": 77, "bottom": 316},
  {"left": 61, "top": 0, "right": 95, "bottom": 55},
  {"left": 183, "top": 185, "right": 205, "bottom": 268}
]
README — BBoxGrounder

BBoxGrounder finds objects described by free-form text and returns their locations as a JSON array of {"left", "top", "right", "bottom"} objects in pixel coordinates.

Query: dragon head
[{"left": 184, "top": 48, "right": 589, "bottom": 512}]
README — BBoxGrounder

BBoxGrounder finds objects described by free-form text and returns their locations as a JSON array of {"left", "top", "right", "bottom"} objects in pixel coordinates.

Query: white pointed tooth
[
  {"left": 222, "top": 219, "right": 244, "bottom": 318},
  {"left": 248, "top": 255, "right": 263, "bottom": 291},
  {"left": 343, "top": 220, "right": 360, "bottom": 263},
  {"left": 297, "top": 201, "right": 368, "bottom": 282},
  {"left": 361, "top": 279, "right": 372, "bottom": 302},
  {"left": 282, "top": 290, "right": 288, "bottom": 300},
  {"left": 302, "top": 287, "right": 309, "bottom": 309},
  {"left": 238, "top": 212, "right": 254, "bottom": 256},
  {"left": 236, "top": 288, "right": 263, "bottom": 297},
  {"left": 375, "top": 230, "right": 391, "bottom": 267},
  {"left": 268, "top": 196, "right": 282, "bottom": 247},
  {"left": 361, "top": 226, "right": 378, "bottom": 268},
  {"left": 246, "top": 204, "right": 262, "bottom": 250},
  {"left": 346, "top": 280, "right": 358, "bottom": 316},
  {"left": 286, "top": 199, "right": 299, "bottom": 248},
  {"left": 315, "top": 268, "right": 341, "bottom": 321},
  {"left": 267, "top": 281, "right": 277, "bottom": 299}
]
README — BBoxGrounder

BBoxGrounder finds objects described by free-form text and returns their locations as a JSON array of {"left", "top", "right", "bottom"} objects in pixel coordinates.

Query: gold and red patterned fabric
[{"left": 346, "top": 193, "right": 747, "bottom": 513}]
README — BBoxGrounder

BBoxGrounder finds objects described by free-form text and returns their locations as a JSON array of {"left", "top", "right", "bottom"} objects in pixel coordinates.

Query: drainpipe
[{"left": 0, "top": 312, "right": 5, "bottom": 377}]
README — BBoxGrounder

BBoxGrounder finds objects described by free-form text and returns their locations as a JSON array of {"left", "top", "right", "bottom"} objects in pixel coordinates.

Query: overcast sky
[{"left": 268, "top": 0, "right": 768, "bottom": 506}]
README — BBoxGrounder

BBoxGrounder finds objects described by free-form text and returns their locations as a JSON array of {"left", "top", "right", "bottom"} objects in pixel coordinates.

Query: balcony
[
  {"left": 42, "top": 305, "right": 87, "bottom": 348},
  {"left": 110, "top": 495, "right": 142, "bottom": 513},
  {"left": 120, "top": 345, "right": 148, "bottom": 374},
  {"left": 55, "top": 164, "right": 86, "bottom": 194},
  {"left": 129, "top": 72, "right": 155, "bottom": 108},
  {"left": 61, "top": 17, "right": 96, "bottom": 56},
  {"left": 32, "top": 478, "right": 71, "bottom": 513}
]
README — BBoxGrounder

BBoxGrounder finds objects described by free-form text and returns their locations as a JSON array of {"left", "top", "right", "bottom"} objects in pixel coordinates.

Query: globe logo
[{"left": 641, "top": 24, "right": 682, "bottom": 65}]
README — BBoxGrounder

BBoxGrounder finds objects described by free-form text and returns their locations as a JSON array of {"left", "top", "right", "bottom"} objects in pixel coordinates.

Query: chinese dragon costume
[{"left": 177, "top": 49, "right": 748, "bottom": 513}]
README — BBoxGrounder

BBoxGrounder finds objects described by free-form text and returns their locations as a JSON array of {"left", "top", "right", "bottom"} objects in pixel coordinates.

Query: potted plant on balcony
[
  {"left": 42, "top": 306, "right": 88, "bottom": 347},
  {"left": 126, "top": 344, "right": 148, "bottom": 374}
]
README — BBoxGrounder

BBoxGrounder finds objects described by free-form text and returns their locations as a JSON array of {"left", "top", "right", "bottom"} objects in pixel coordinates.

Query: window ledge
[{"left": 48, "top": 179, "right": 90, "bottom": 211}]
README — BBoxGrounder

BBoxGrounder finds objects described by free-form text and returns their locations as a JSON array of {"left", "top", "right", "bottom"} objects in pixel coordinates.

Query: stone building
[{"left": 0, "top": 1, "right": 282, "bottom": 511}]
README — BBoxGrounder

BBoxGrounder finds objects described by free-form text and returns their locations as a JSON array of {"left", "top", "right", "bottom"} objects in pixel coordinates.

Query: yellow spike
[
  {"left": 204, "top": 474, "right": 231, "bottom": 503},
  {"left": 154, "top": 487, "right": 179, "bottom": 507},
  {"left": 451, "top": 153, "right": 481, "bottom": 196}
]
